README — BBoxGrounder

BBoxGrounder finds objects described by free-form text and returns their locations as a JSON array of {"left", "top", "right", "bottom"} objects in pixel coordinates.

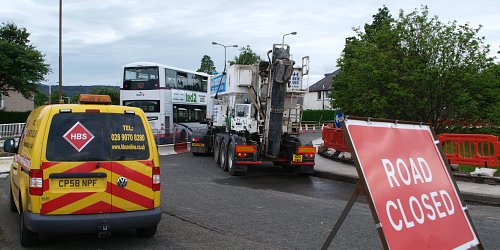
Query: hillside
[{"left": 37, "top": 84, "right": 120, "bottom": 98}]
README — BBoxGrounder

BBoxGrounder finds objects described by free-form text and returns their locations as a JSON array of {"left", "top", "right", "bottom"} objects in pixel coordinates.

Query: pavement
[{"left": 310, "top": 138, "right": 500, "bottom": 206}]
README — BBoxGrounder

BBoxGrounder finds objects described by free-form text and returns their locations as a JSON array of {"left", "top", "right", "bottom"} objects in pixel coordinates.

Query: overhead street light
[
  {"left": 282, "top": 32, "right": 297, "bottom": 45},
  {"left": 212, "top": 42, "right": 238, "bottom": 72}
]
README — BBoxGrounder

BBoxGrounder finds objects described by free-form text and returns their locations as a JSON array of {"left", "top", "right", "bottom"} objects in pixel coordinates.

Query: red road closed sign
[{"left": 344, "top": 118, "right": 480, "bottom": 249}]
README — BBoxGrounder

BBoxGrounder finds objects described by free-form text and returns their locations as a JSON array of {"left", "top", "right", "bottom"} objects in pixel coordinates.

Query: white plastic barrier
[
  {"left": 0, "top": 123, "right": 25, "bottom": 139},
  {"left": 157, "top": 143, "right": 191, "bottom": 156},
  {"left": 0, "top": 156, "right": 13, "bottom": 173}
]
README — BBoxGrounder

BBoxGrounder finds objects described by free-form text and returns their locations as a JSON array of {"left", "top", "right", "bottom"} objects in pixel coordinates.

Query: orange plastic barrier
[
  {"left": 322, "top": 125, "right": 350, "bottom": 152},
  {"left": 438, "top": 133, "right": 500, "bottom": 168}
]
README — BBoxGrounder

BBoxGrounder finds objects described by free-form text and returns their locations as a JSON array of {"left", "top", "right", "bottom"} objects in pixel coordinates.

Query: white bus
[{"left": 120, "top": 62, "right": 210, "bottom": 144}]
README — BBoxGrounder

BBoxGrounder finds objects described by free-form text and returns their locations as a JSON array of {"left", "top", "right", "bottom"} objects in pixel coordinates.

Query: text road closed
[{"left": 345, "top": 120, "right": 479, "bottom": 249}]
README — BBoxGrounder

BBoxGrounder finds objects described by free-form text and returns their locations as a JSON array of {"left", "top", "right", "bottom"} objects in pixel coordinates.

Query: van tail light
[
  {"left": 192, "top": 137, "right": 201, "bottom": 142},
  {"left": 152, "top": 167, "right": 161, "bottom": 191},
  {"left": 29, "top": 169, "right": 43, "bottom": 196}
]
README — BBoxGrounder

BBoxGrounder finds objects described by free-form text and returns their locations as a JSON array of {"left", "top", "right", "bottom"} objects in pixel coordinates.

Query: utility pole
[
  {"left": 58, "top": 0, "right": 63, "bottom": 103},
  {"left": 211, "top": 42, "right": 238, "bottom": 72}
]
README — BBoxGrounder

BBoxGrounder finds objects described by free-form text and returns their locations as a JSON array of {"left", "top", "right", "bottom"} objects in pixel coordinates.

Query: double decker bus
[{"left": 120, "top": 62, "right": 210, "bottom": 144}]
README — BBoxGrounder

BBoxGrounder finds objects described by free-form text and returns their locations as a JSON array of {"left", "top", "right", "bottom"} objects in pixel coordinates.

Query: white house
[{"left": 303, "top": 69, "right": 339, "bottom": 110}]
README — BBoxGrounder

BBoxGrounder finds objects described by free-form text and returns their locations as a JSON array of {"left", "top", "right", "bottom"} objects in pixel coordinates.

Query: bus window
[
  {"left": 187, "top": 73, "right": 195, "bottom": 91},
  {"left": 176, "top": 72, "right": 187, "bottom": 90},
  {"left": 123, "top": 67, "right": 159, "bottom": 90},
  {"left": 123, "top": 100, "right": 160, "bottom": 113},
  {"left": 193, "top": 108, "right": 204, "bottom": 121},
  {"left": 165, "top": 69, "right": 177, "bottom": 88},
  {"left": 174, "top": 106, "right": 188, "bottom": 122},
  {"left": 192, "top": 75, "right": 202, "bottom": 91},
  {"left": 201, "top": 76, "right": 208, "bottom": 92},
  {"left": 173, "top": 105, "right": 206, "bottom": 123}
]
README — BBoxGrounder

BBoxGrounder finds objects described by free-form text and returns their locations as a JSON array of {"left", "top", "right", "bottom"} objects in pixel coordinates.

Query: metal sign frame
[{"left": 322, "top": 116, "right": 483, "bottom": 250}]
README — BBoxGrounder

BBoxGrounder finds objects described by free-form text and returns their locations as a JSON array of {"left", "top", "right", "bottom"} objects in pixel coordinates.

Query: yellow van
[{"left": 4, "top": 95, "right": 161, "bottom": 246}]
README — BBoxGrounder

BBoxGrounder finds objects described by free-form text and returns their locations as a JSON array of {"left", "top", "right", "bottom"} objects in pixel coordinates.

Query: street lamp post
[
  {"left": 58, "top": 0, "right": 63, "bottom": 103},
  {"left": 282, "top": 32, "right": 297, "bottom": 45},
  {"left": 211, "top": 42, "right": 238, "bottom": 72}
]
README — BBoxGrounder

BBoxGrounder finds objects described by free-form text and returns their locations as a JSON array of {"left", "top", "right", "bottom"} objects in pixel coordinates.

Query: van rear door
[
  {"left": 109, "top": 113, "right": 155, "bottom": 212},
  {"left": 42, "top": 112, "right": 112, "bottom": 215}
]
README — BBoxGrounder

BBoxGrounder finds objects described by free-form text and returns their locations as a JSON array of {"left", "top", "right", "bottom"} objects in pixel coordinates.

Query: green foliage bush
[
  {"left": 0, "top": 111, "right": 30, "bottom": 124},
  {"left": 438, "top": 126, "right": 500, "bottom": 137}
]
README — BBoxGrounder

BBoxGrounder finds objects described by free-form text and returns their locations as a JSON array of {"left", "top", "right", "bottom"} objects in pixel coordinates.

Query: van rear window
[{"left": 46, "top": 113, "right": 149, "bottom": 161}]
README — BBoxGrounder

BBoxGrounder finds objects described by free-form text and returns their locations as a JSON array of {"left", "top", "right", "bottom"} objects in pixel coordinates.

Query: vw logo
[{"left": 117, "top": 177, "right": 128, "bottom": 188}]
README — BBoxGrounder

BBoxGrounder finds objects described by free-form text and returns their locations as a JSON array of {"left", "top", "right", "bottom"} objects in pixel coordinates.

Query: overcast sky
[{"left": 1, "top": 0, "right": 499, "bottom": 88}]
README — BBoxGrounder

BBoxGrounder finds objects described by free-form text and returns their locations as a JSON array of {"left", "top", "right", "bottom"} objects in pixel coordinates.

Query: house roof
[{"left": 308, "top": 69, "right": 340, "bottom": 92}]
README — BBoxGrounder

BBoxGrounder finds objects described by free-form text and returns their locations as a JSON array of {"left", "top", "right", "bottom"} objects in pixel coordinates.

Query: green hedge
[
  {"left": 302, "top": 110, "right": 335, "bottom": 123},
  {"left": 438, "top": 126, "right": 500, "bottom": 137},
  {"left": 0, "top": 111, "right": 31, "bottom": 124}
]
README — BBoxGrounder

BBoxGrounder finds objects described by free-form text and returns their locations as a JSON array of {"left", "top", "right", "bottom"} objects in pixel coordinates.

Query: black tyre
[
  {"left": 282, "top": 164, "right": 294, "bottom": 172},
  {"left": 220, "top": 140, "right": 228, "bottom": 171},
  {"left": 136, "top": 225, "right": 158, "bottom": 237},
  {"left": 227, "top": 142, "right": 241, "bottom": 176},
  {"left": 214, "top": 138, "right": 220, "bottom": 165},
  {"left": 20, "top": 212, "right": 38, "bottom": 247},
  {"left": 9, "top": 183, "right": 17, "bottom": 212},
  {"left": 179, "top": 130, "right": 187, "bottom": 143}
]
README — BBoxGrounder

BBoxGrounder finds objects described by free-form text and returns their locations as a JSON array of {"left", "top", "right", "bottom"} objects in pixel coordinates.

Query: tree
[
  {"left": 50, "top": 90, "right": 64, "bottom": 104},
  {"left": 230, "top": 45, "right": 261, "bottom": 65},
  {"left": 331, "top": 6, "right": 497, "bottom": 128},
  {"left": 197, "top": 55, "right": 216, "bottom": 74},
  {"left": 33, "top": 91, "right": 48, "bottom": 107},
  {"left": 0, "top": 22, "right": 50, "bottom": 99},
  {"left": 90, "top": 87, "right": 120, "bottom": 105}
]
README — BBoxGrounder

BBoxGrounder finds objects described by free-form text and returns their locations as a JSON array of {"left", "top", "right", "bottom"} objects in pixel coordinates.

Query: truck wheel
[
  {"left": 10, "top": 183, "right": 17, "bottom": 212},
  {"left": 272, "top": 161, "right": 284, "bottom": 167},
  {"left": 178, "top": 130, "right": 186, "bottom": 143},
  {"left": 214, "top": 138, "right": 220, "bottom": 165},
  {"left": 220, "top": 140, "right": 228, "bottom": 171},
  {"left": 227, "top": 142, "right": 241, "bottom": 176},
  {"left": 282, "top": 164, "right": 294, "bottom": 172},
  {"left": 20, "top": 212, "right": 38, "bottom": 246},
  {"left": 136, "top": 225, "right": 158, "bottom": 237}
]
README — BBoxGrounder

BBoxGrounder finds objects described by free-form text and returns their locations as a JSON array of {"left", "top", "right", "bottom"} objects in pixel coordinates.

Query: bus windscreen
[{"left": 123, "top": 66, "right": 160, "bottom": 90}]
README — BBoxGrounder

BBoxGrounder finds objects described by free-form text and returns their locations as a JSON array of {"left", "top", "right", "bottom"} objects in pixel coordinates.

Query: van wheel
[
  {"left": 136, "top": 225, "right": 157, "bottom": 237},
  {"left": 9, "top": 184, "right": 17, "bottom": 212},
  {"left": 20, "top": 212, "right": 38, "bottom": 246}
]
